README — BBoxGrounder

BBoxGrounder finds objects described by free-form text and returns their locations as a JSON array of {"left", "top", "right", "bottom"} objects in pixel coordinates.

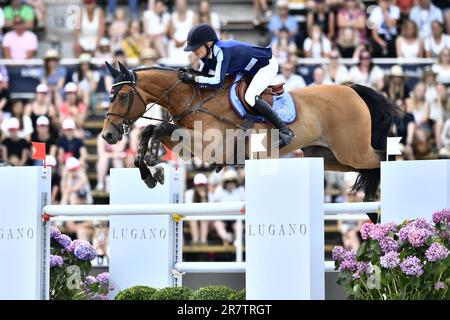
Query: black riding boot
[{"left": 253, "top": 95, "right": 295, "bottom": 149}]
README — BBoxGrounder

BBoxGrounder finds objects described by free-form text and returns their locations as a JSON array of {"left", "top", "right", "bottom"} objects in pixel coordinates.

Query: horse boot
[
  {"left": 253, "top": 95, "right": 295, "bottom": 149},
  {"left": 144, "top": 140, "right": 161, "bottom": 167}
]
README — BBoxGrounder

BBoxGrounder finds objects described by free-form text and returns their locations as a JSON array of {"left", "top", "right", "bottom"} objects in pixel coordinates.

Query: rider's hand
[{"left": 179, "top": 71, "right": 196, "bottom": 84}]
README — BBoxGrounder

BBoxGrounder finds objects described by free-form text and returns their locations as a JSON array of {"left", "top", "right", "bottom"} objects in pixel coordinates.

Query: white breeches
[{"left": 244, "top": 56, "right": 279, "bottom": 107}]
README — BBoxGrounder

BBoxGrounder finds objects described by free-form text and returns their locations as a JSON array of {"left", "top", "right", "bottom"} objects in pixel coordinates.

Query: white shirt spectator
[
  {"left": 308, "top": 79, "right": 334, "bottom": 86},
  {"left": 274, "top": 73, "right": 306, "bottom": 91},
  {"left": 325, "top": 64, "right": 349, "bottom": 84},
  {"left": 349, "top": 65, "right": 384, "bottom": 88},
  {"left": 212, "top": 185, "right": 245, "bottom": 202},
  {"left": 143, "top": 10, "right": 171, "bottom": 36},
  {"left": 303, "top": 36, "right": 332, "bottom": 59},
  {"left": 369, "top": 4, "right": 400, "bottom": 37},
  {"left": 432, "top": 63, "right": 450, "bottom": 85},
  {"left": 409, "top": 3, "right": 444, "bottom": 38},
  {"left": 1, "top": 115, "right": 33, "bottom": 139},
  {"left": 424, "top": 35, "right": 450, "bottom": 58}
]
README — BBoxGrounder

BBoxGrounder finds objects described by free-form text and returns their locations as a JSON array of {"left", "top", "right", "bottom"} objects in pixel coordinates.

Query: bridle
[{"left": 105, "top": 69, "right": 182, "bottom": 135}]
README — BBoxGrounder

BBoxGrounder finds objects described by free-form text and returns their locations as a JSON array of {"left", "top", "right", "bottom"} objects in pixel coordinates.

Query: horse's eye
[{"left": 118, "top": 93, "right": 128, "bottom": 105}]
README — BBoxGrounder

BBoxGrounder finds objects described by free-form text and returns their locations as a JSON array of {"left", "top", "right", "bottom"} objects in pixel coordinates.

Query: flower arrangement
[
  {"left": 50, "top": 226, "right": 113, "bottom": 300},
  {"left": 332, "top": 209, "right": 449, "bottom": 300}
]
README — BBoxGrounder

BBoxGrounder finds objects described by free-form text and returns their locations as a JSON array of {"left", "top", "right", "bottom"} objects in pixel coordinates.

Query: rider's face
[{"left": 193, "top": 46, "right": 208, "bottom": 59}]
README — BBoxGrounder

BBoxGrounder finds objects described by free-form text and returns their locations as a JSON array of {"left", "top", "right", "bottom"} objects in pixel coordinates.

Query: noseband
[{"left": 106, "top": 68, "right": 185, "bottom": 135}]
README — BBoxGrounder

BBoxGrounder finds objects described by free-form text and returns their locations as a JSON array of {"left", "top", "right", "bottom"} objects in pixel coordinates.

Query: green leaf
[{"left": 356, "top": 241, "right": 367, "bottom": 258}]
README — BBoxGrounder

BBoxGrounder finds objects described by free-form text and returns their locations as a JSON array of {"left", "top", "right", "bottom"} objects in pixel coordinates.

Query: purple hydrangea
[
  {"left": 84, "top": 276, "right": 97, "bottom": 286},
  {"left": 96, "top": 272, "right": 110, "bottom": 285},
  {"left": 434, "top": 282, "right": 446, "bottom": 290},
  {"left": 332, "top": 246, "right": 345, "bottom": 261},
  {"left": 384, "top": 222, "right": 398, "bottom": 233},
  {"left": 67, "top": 239, "right": 81, "bottom": 252},
  {"left": 379, "top": 237, "right": 399, "bottom": 254},
  {"left": 410, "top": 218, "right": 434, "bottom": 232},
  {"left": 50, "top": 255, "right": 63, "bottom": 268},
  {"left": 400, "top": 256, "right": 423, "bottom": 277},
  {"left": 356, "top": 261, "right": 370, "bottom": 273},
  {"left": 397, "top": 225, "right": 412, "bottom": 242},
  {"left": 92, "top": 293, "right": 109, "bottom": 300},
  {"left": 380, "top": 251, "right": 400, "bottom": 269},
  {"left": 432, "top": 208, "right": 450, "bottom": 225},
  {"left": 338, "top": 251, "right": 357, "bottom": 272},
  {"left": 360, "top": 223, "right": 373, "bottom": 240},
  {"left": 73, "top": 240, "right": 97, "bottom": 261},
  {"left": 425, "top": 243, "right": 449, "bottom": 262},
  {"left": 57, "top": 234, "right": 72, "bottom": 249},
  {"left": 408, "top": 228, "right": 433, "bottom": 248},
  {"left": 50, "top": 226, "right": 61, "bottom": 240},
  {"left": 369, "top": 224, "right": 391, "bottom": 240}
]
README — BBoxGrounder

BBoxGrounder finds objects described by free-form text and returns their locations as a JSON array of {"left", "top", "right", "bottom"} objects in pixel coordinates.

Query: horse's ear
[
  {"left": 118, "top": 61, "right": 132, "bottom": 80},
  {"left": 105, "top": 61, "right": 121, "bottom": 78}
]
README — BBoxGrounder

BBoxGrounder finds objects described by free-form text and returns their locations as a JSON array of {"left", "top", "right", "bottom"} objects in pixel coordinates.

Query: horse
[{"left": 101, "top": 62, "right": 395, "bottom": 223}]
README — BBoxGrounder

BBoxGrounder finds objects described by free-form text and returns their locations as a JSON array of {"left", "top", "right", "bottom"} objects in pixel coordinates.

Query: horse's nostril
[{"left": 105, "top": 132, "right": 113, "bottom": 140}]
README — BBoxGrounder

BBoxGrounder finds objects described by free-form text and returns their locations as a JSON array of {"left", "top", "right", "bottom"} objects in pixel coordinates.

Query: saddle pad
[{"left": 228, "top": 75, "right": 297, "bottom": 125}]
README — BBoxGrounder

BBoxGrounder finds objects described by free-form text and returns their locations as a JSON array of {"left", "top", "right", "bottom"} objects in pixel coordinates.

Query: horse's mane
[{"left": 134, "top": 65, "right": 203, "bottom": 75}]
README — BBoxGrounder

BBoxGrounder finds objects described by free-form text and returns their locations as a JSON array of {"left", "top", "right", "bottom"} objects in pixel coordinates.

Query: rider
[{"left": 179, "top": 23, "right": 295, "bottom": 149}]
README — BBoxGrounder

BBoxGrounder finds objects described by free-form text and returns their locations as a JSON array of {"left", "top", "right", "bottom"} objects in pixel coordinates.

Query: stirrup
[{"left": 277, "top": 128, "right": 295, "bottom": 149}]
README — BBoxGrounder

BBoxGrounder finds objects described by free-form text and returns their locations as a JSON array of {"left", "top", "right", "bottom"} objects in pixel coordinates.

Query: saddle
[{"left": 235, "top": 76, "right": 285, "bottom": 114}]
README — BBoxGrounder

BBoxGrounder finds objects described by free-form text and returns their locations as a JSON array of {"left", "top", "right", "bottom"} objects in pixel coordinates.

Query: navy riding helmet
[{"left": 184, "top": 23, "right": 218, "bottom": 52}]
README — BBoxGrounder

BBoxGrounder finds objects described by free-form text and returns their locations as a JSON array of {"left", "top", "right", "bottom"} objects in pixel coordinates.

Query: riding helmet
[{"left": 184, "top": 23, "right": 218, "bottom": 52}]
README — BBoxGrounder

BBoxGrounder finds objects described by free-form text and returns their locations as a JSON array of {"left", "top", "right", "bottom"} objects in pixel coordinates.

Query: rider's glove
[{"left": 179, "top": 71, "right": 196, "bottom": 84}]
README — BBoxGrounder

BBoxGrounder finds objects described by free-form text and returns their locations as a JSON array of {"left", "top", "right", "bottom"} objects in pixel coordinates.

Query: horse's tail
[{"left": 349, "top": 84, "right": 396, "bottom": 201}]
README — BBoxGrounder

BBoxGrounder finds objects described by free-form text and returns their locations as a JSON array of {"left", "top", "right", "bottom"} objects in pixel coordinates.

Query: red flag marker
[{"left": 31, "top": 142, "right": 46, "bottom": 167}]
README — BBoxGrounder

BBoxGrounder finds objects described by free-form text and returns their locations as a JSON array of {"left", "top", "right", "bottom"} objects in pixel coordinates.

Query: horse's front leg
[
  {"left": 144, "top": 122, "right": 183, "bottom": 167},
  {"left": 135, "top": 124, "right": 158, "bottom": 189}
]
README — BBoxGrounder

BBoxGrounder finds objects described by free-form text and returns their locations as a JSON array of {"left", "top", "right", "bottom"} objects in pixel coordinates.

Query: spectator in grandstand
[
  {"left": 143, "top": 0, "right": 170, "bottom": 59},
  {"left": 336, "top": 26, "right": 361, "bottom": 58},
  {"left": 107, "top": 0, "right": 139, "bottom": 22},
  {"left": 432, "top": 48, "right": 450, "bottom": 86},
  {"left": 72, "top": 54, "right": 100, "bottom": 109},
  {"left": 324, "top": 50, "right": 349, "bottom": 84},
  {"left": 425, "top": 21, "right": 450, "bottom": 58},
  {"left": 303, "top": 24, "right": 332, "bottom": 59},
  {"left": 409, "top": 0, "right": 444, "bottom": 38},
  {"left": 272, "top": 27, "right": 297, "bottom": 65},
  {"left": 446, "top": 8, "right": 450, "bottom": 35},
  {"left": 39, "top": 49, "right": 66, "bottom": 102},
  {"left": 1, "top": 117, "right": 31, "bottom": 166},
  {"left": 26, "top": 0, "right": 45, "bottom": 28},
  {"left": 184, "top": 173, "right": 212, "bottom": 245},
  {"left": 369, "top": 0, "right": 400, "bottom": 58},
  {"left": 274, "top": 62, "right": 306, "bottom": 91},
  {"left": 337, "top": 0, "right": 367, "bottom": 46},
  {"left": 3, "top": 0, "right": 35, "bottom": 29},
  {"left": 194, "top": 0, "right": 221, "bottom": 37},
  {"left": 437, "top": 83, "right": 450, "bottom": 119},
  {"left": 60, "top": 157, "right": 91, "bottom": 207},
  {"left": 349, "top": 49, "right": 385, "bottom": 90},
  {"left": 57, "top": 118, "right": 88, "bottom": 167},
  {"left": 393, "top": 97, "right": 416, "bottom": 160},
  {"left": 95, "top": 132, "right": 126, "bottom": 191},
  {"left": 309, "top": 66, "right": 333, "bottom": 86},
  {"left": 140, "top": 48, "right": 159, "bottom": 66},
  {"left": 268, "top": 0, "right": 299, "bottom": 46},
  {"left": 396, "top": 19, "right": 424, "bottom": 58},
  {"left": 25, "top": 84, "right": 58, "bottom": 136},
  {"left": 30, "top": 116, "right": 58, "bottom": 160},
  {"left": 2, "top": 16, "right": 37, "bottom": 59},
  {"left": 406, "top": 81, "right": 433, "bottom": 155},
  {"left": 168, "top": 0, "right": 194, "bottom": 65},
  {"left": 2, "top": 100, "right": 33, "bottom": 141},
  {"left": 397, "top": 0, "right": 415, "bottom": 20},
  {"left": 45, "top": 155, "right": 61, "bottom": 204},
  {"left": 212, "top": 169, "right": 244, "bottom": 245},
  {"left": 123, "top": 20, "right": 149, "bottom": 61},
  {"left": 383, "top": 65, "right": 410, "bottom": 102},
  {"left": 73, "top": 0, "right": 106, "bottom": 57},
  {"left": 423, "top": 66, "right": 439, "bottom": 108},
  {"left": 306, "top": 0, "right": 335, "bottom": 40},
  {"left": 253, "top": 0, "right": 272, "bottom": 25},
  {"left": 58, "top": 82, "right": 88, "bottom": 131},
  {"left": 108, "top": 7, "right": 129, "bottom": 53},
  {"left": 95, "top": 38, "right": 113, "bottom": 65},
  {"left": 0, "top": 72, "right": 10, "bottom": 119}
]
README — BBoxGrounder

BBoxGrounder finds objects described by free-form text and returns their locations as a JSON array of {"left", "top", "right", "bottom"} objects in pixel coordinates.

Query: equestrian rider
[{"left": 179, "top": 23, "right": 295, "bottom": 149}]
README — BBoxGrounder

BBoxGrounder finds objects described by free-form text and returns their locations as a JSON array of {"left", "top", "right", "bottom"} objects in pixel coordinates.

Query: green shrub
[
  {"left": 230, "top": 289, "right": 246, "bottom": 300},
  {"left": 115, "top": 286, "right": 157, "bottom": 300},
  {"left": 191, "top": 286, "right": 237, "bottom": 300},
  {"left": 150, "top": 287, "right": 194, "bottom": 300}
]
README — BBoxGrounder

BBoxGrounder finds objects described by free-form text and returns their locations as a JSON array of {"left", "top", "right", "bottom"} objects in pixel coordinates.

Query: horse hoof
[
  {"left": 144, "top": 154, "right": 159, "bottom": 167},
  {"left": 152, "top": 166, "right": 165, "bottom": 185},
  {"left": 144, "top": 176, "right": 157, "bottom": 189}
]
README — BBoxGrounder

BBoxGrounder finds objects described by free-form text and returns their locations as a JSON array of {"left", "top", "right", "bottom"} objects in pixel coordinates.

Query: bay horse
[{"left": 101, "top": 62, "right": 394, "bottom": 223}]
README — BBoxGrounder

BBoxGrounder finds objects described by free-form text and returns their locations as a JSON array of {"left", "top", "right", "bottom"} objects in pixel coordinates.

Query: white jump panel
[{"left": 245, "top": 158, "right": 325, "bottom": 300}]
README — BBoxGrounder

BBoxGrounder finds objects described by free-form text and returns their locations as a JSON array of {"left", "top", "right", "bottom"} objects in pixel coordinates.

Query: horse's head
[{"left": 102, "top": 61, "right": 147, "bottom": 144}]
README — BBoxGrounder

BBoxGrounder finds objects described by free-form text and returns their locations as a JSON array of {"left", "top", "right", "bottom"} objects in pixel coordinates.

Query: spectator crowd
[{"left": 0, "top": 0, "right": 449, "bottom": 257}]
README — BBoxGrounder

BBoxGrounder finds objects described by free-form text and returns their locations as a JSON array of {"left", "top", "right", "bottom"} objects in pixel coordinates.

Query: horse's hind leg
[{"left": 302, "top": 146, "right": 355, "bottom": 172}]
